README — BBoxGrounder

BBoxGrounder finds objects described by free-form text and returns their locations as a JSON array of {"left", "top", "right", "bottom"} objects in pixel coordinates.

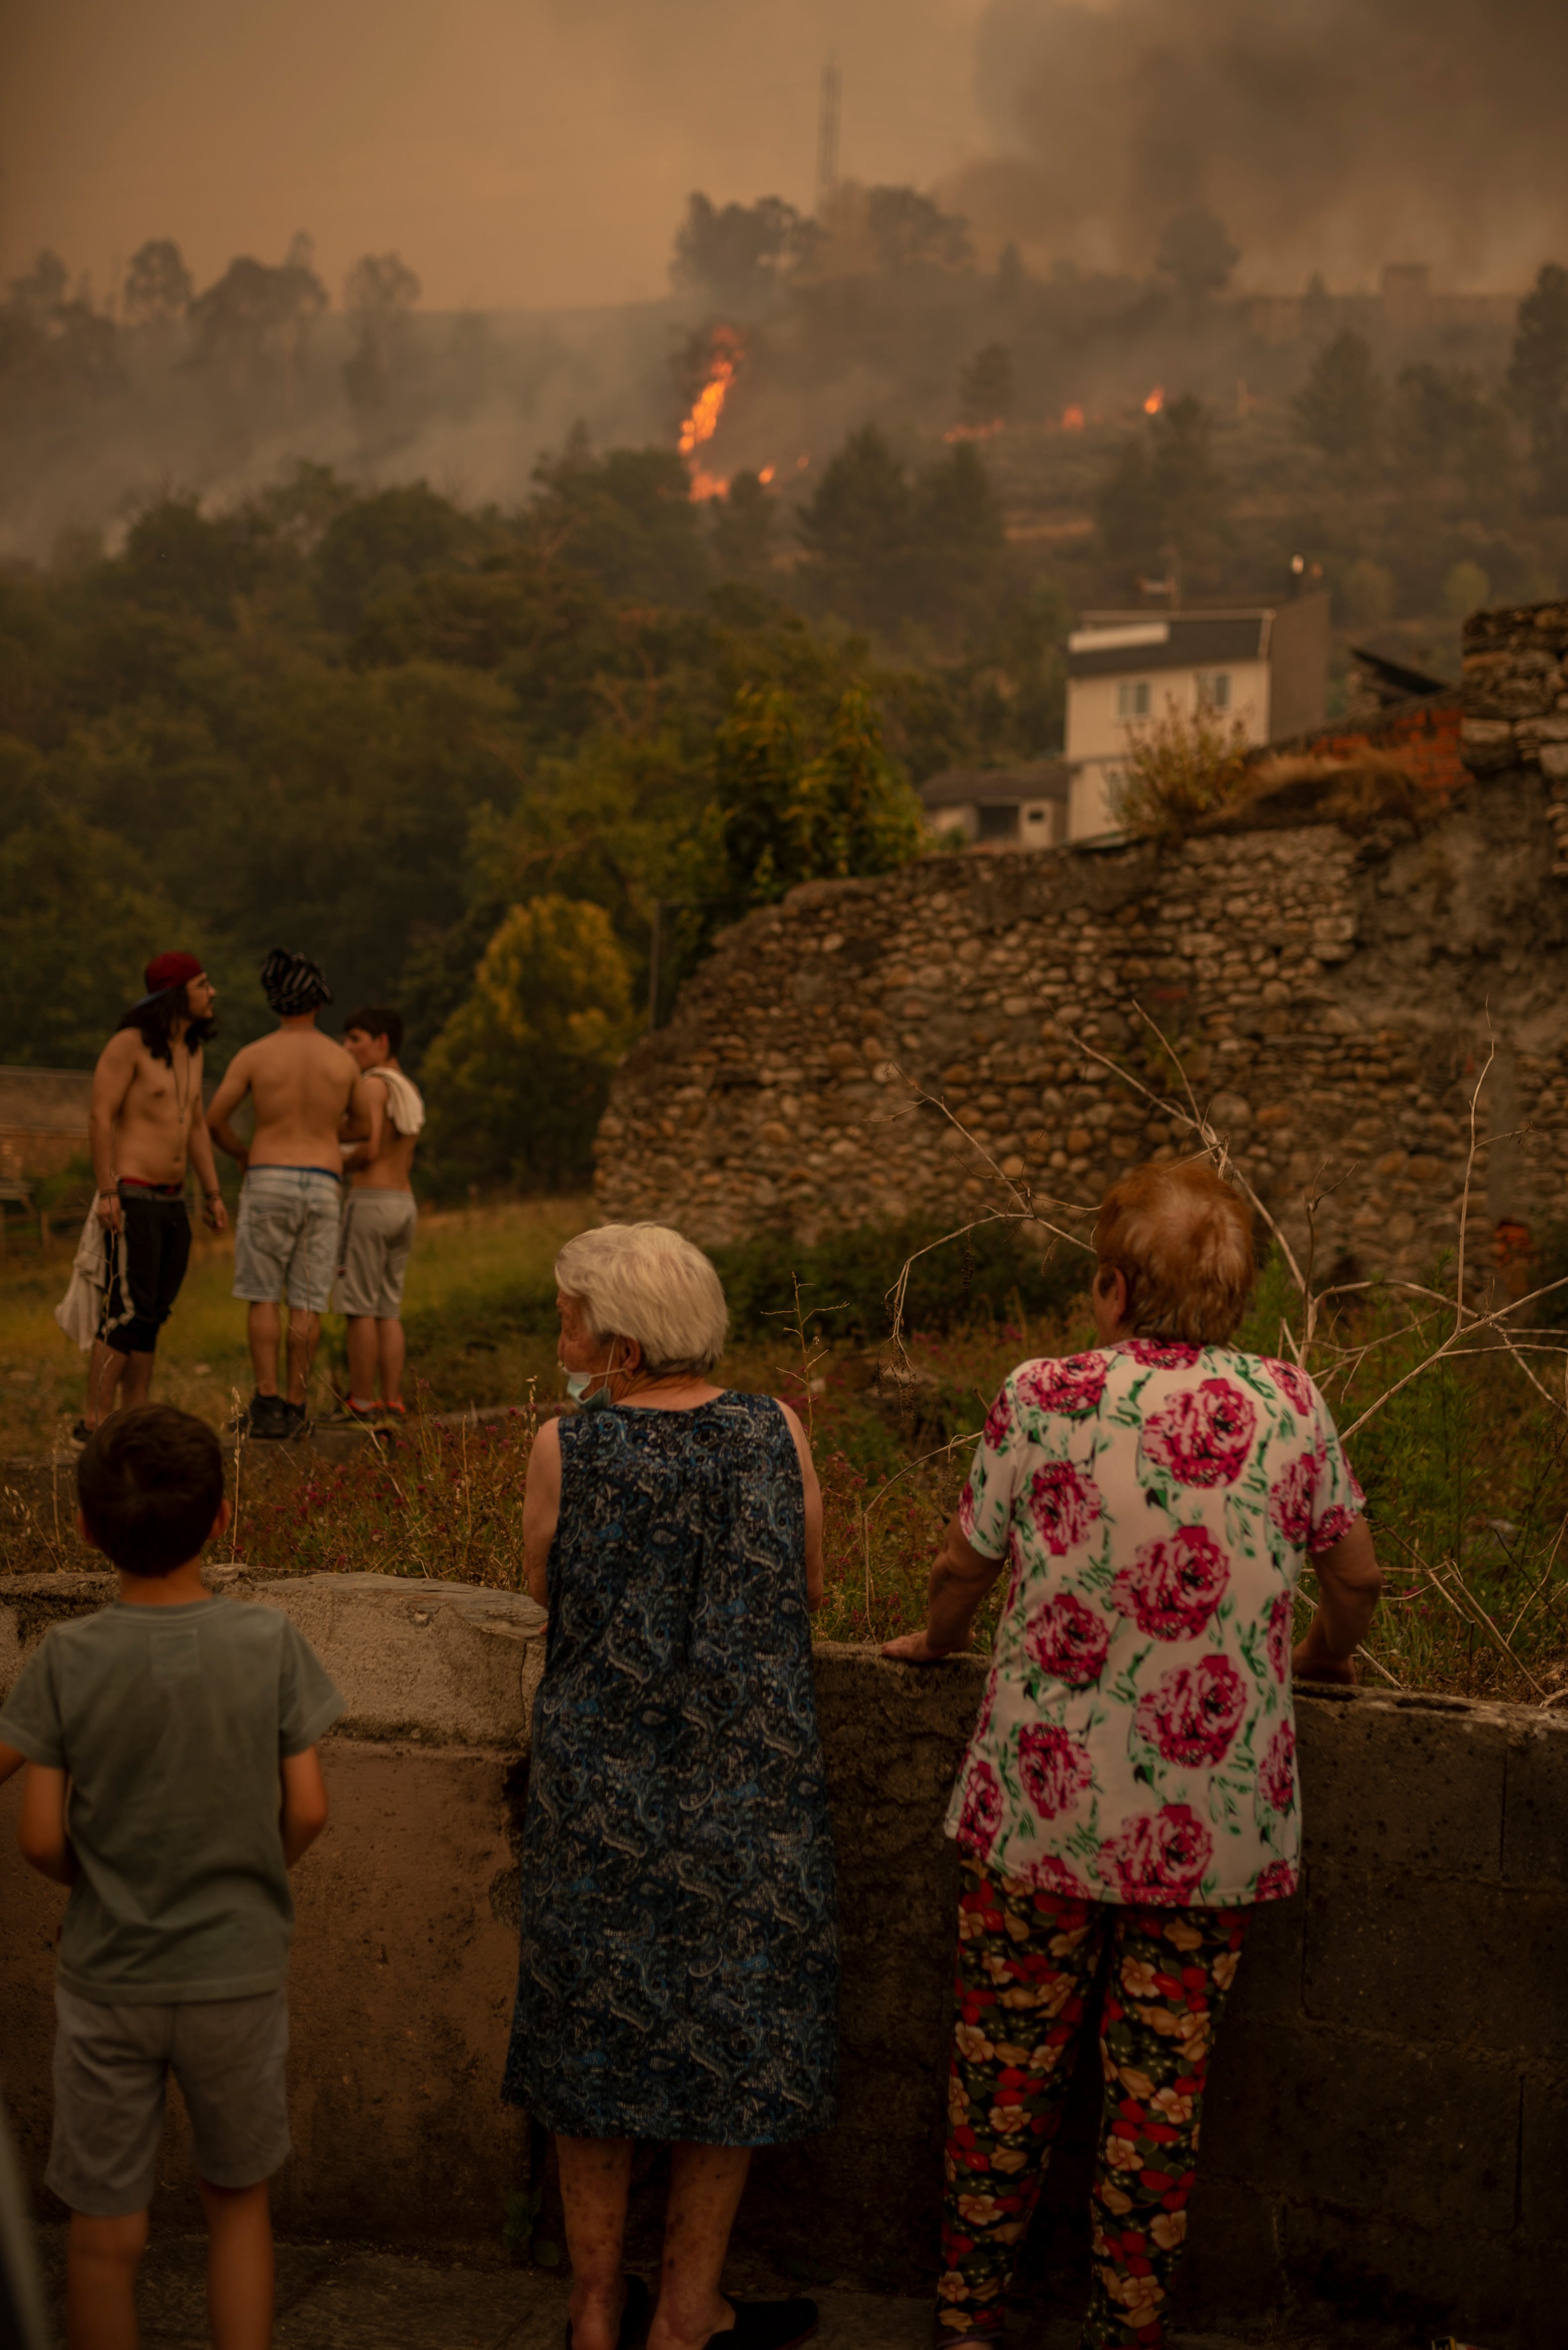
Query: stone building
[{"left": 595, "top": 600, "right": 1568, "bottom": 1291}]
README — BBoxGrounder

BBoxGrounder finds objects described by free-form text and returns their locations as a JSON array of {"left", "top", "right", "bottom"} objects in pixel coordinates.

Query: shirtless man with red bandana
[{"left": 78, "top": 952, "right": 228, "bottom": 1437}]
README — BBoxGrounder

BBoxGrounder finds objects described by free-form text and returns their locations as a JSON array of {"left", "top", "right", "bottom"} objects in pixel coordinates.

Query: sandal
[
  {"left": 707, "top": 2298, "right": 819, "bottom": 2349},
  {"left": 564, "top": 2272, "right": 651, "bottom": 2350}
]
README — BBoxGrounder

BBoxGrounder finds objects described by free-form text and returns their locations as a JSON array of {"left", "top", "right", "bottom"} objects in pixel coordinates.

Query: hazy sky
[
  {"left": 0, "top": 0, "right": 990, "bottom": 311},
  {"left": 2, "top": 0, "right": 1561, "bottom": 313}
]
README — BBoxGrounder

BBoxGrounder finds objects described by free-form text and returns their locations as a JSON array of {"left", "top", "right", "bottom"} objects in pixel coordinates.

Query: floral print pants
[{"left": 936, "top": 1858, "right": 1250, "bottom": 2348}]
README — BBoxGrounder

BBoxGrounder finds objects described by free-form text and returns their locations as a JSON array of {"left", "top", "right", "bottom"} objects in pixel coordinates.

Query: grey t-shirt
[{"left": 0, "top": 1597, "right": 343, "bottom": 2004}]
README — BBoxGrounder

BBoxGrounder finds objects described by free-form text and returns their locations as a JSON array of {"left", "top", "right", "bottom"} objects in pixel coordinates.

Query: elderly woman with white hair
[{"left": 502, "top": 1223, "right": 837, "bottom": 2350}]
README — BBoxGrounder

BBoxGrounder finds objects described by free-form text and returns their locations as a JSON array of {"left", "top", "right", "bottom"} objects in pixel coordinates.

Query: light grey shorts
[
  {"left": 334, "top": 1188, "right": 417, "bottom": 1319},
  {"left": 47, "top": 1984, "right": 290, "bottom": 2217},
  {"left": 232, "top": 1167, "right": 342, "bottom": 1313}
]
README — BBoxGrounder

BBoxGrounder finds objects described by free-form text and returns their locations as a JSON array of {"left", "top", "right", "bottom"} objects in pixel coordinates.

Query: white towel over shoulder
[{"left": 373, "top": 1067, "right": 426, "bottom": 1139}]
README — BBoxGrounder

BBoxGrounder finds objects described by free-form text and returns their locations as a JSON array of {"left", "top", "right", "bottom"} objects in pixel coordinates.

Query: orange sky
[{"left": 0, "top": 0, "right": 991, "bottom": 311}]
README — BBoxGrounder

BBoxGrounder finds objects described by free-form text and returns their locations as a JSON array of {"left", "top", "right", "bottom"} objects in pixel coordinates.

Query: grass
[
  {"left": 0, "top": 1195, "right": 590, "bottom": 1457},
  {"left": 6, "top": 1195, "right": 1568, "bottom": 1707}
]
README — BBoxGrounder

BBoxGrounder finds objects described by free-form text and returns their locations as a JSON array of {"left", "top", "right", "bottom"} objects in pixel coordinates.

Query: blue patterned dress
[{"left": 502, "top": 1392, "right": 840, "bottom": 2144}]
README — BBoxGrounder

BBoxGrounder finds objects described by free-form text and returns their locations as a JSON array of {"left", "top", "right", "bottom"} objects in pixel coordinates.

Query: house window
[
  {"left": 976, "top": 803, "right": 1020, "bottom": 840},
  {"left": 1116, "top": 678, "right": 1152, "bottom": 720},
  {"left": 1197, "top": 670, "right": 1231, "bottom": 710}
]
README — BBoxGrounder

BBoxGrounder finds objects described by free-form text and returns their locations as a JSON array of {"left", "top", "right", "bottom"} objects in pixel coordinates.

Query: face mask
[{"left": 566, "top": 1343, "right": 622, "bottom": 1407}]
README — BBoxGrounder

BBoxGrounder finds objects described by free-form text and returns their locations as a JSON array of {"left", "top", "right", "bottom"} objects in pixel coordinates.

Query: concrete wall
[
  {"left": 2, "top": 1575, "right": 1565, "bottom": 2344},
  {"left": 595, "top": 597, "right": 1568, "bottom": 1283},
  {"left": 0, "top": 1571, "right": 546, "bottom": 2246}
]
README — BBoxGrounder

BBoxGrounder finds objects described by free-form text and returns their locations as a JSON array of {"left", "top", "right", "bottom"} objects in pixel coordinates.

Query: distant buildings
[
  {"left": 1064, "top": 593, "right": 1330, "bottom": 838},
  {"left": 917, "top": 761, "right": 1070, "bottom": 848}
]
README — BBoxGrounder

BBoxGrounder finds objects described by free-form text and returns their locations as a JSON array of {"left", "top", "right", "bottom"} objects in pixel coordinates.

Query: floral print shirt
[{"left": 947, "top": 1342, "right": 1364, "bottom": 1908}]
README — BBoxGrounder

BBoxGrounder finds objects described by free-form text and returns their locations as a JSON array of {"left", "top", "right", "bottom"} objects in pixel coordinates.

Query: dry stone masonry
[
  {"left": 1461, "top": 599, "right": 1568, "bottom": 874},
  {"left": 597, "top": 601, "right": 1568, "bottom": 1288}
]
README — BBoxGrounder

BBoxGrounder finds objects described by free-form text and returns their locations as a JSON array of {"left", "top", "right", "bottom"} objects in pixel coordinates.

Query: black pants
[{"left": 101, "top": 1185, "right": 192, "bottom": 1356}]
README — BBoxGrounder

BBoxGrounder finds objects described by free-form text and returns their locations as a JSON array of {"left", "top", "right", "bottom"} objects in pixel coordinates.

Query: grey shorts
[
  {"left": 232, "top": 1167, "right": 342, "bottom": 1313},
  {"left": 334, "top": 1189, "right": 417, "bottom": 1319},
  {"left": 47, "top": 1984, "right": 290, "bottom": 2217}
]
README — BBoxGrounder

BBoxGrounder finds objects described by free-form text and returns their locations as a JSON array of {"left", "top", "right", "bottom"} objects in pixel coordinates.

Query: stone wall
[
  {"left": 1462, "top": 598, "right": 1568, "bottom": 873},
  {"left": 2, "top": 1575, "right": 1565, "bottom": 2344},
  {"left": 596, "top": 773, "right": 1568, "bottom": 1286}
]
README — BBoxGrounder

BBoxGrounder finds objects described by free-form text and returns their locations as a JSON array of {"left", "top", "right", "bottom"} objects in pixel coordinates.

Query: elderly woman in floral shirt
[{"left": 885, "top": 1161, "right": 1381, "bottom": 2350}]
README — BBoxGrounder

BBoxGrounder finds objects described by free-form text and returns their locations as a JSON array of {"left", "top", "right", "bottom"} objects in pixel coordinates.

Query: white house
[{"left": 1064, "top": 594, "right": 1329, "bottom": 839}]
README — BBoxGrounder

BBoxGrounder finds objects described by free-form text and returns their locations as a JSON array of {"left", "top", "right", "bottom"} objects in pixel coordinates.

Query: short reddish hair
[{"left": 1093, "top": 1162, "right": 1255, "bottom": 1344}]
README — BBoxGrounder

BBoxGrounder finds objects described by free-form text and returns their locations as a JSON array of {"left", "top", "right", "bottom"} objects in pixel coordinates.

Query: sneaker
[
  {"left": 243, "top": 1393, "right": 290, "bottom": 1440},
  {"left": 282, "top": 1399, "right": 311, "bottom": 1441},
  {"left": 70, "top": 1420, "right": 93, "bottom": 1446}
]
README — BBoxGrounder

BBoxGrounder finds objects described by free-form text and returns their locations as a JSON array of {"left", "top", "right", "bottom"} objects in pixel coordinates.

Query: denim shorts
[
  {"left": 232, "top": 1167, "right": 342, "bottom": 1313},
  {"left": 46, "top": 1984, "right": 290, "bottom": 2216},
  {"left": 334, "top": 1189, "right": 417, "bottom": 1319}
]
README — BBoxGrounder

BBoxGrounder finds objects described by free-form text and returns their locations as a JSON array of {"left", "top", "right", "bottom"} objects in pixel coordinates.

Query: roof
[
  {"left": 919, "top": 761, "right": 1071, "bottom": 810},
  {"left": 1347, "top": 644, "right": 1451, "bottom": 705},
  {"left": 1066, "top": 609, "right": 1272, "bottom": 679}
]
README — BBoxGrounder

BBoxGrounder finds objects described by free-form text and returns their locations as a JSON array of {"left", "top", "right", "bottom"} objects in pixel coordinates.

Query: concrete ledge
[
  {"left": 0, "top": 1569, "right": 546, "bottom": 1749},
  {"left": 1, "top": 1585, "right": 1565, "bottom": 2346}
]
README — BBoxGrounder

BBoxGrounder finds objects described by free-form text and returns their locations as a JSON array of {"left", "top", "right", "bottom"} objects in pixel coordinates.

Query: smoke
[{"left": 956, "top": 0, "right": 1568, "bottom": 288}]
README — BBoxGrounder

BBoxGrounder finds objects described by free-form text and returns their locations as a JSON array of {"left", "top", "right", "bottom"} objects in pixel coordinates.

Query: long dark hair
[{"left": 116, "top": 987, "right": 216, "bottom": 1066}]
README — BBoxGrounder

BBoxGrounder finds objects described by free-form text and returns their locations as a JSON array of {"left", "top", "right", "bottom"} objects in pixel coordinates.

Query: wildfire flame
[
  {"left": 679, "top": 326, "right": 743, "bottom": 497},
  {"left": 1144, "top": 385, "right": 1165, "bottom": 416},
  {"left": 759, "top": 464, "right": 776, "bottom": 484},
  {"left": 1061, "top": 404, "right": 1085, "bottom": 432}
]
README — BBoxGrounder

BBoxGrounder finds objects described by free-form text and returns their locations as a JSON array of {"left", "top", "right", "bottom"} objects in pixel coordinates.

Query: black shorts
[{"left": 101, "top": 1185, "right": 192, "bottom": 1357}]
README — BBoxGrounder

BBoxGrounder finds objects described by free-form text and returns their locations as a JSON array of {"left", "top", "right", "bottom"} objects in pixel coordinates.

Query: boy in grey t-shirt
[{"left": 0, "top": 1406, "right": 342, "bottom": 2350}]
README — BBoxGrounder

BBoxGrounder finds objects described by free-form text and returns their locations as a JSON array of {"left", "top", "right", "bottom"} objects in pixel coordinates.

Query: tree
[
  {"left": 671, "top": 194, "right": 806, "bottom": 310},
  {"left": 1292, "top": 331, "right": 1384, "bottom": 463},
  {"left": 711, "top": 471, "right": 776, "bottom": 581},
  {"left": 1154, "top": 208, "right": 1239, "bottom": 307},
  {"left": 1095, "top": 395, "right": 1229, "bottom": 590},
  {"left": 709, "top": 682, "right": 921, "bottom": 905},
  {"left": 421, "top": 895, "right": 636, "bottom": 1190},
  {"left": 0, "top": 805, "right": 193, "bottom": 1066},
  {"left": 123, "top": 240, "right": 193, "bottom": 325},
  {"left": 911, "top": 441, "right": 1008, "bottom": 630},
  {"left": 528, "top": 433, "right": 714, "bottom": 609},
  {"left": 1391, "top": 362, "right": 1513, "bottom": 501},
  {"left": 796, "top": 426, "right": 913, "bottom": 633},
  {"left": 996, "top": 242, "right": 1028, "bottom": 306},
  {"left": 1508, "top": 264, "right": 1568, "bottom": 511},
  {"left": 186, "top": 247, "right": 328, "bottom": 392},
  {"left": 959, "top": 344, "right": 1014, "bottom": 425},
  {"left": 791, "top": 686, "right": 923, "bottom": 884},
  {"left": 312, "top": 483, "right": 483, "bottom": 634},
  {"left": 342, "top": 250, "right": 422, "bottom": 428},
  {"left": 865, "top": 187, "right": 972, "bottom": 273}
]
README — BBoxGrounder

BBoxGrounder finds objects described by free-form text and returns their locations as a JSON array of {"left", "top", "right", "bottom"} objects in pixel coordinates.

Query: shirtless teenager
[
  {"left": 206, "top": 950, "right": 384, "bottom": 1439},
  {"left": 332, "top": 1005, "right": 425, "bottom": 1423},
  {"left": 78, "top": 953, "right": 229, "bottom": 1437}
]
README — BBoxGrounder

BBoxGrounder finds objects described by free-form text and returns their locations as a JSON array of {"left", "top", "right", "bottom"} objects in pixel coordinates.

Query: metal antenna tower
[{"left": 816, "top": 56, "right": 841, "bottom": 213}]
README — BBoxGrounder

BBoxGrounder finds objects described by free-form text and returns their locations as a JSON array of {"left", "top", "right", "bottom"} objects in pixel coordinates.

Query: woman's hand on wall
[
  {"left": 882, "top": 1516, "right": 1005, "bottom": 1664},
  {"left": 1295, "top": 1518, "right": 1383, "bottom": 1684}
]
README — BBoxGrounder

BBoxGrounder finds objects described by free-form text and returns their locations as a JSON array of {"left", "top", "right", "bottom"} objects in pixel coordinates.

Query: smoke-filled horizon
[
  {"left": 0, "top": 0, "right": 987, "bottom": 313},
  {"left": 961, "top": 0, "right": 1568, "bottom": 293},
  {"left": 4, "top": 0, "right": 1562, "bottom": 316}
]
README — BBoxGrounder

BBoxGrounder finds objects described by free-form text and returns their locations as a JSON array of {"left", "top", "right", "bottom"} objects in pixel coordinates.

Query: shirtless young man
[
  {"left": 205, "top": 951, "right": 384, "bottom": 1439},
  {"left": 333, "top": 1005, "right": 425, "bottom": 1423},
  {"left": 78, "top": 953, "right": 229, "bottom": 1437}
]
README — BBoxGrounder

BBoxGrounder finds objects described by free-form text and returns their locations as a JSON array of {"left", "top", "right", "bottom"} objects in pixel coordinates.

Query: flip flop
[
  {"left": 564, "top": 2272, "right": 651, "bottom": 2350},
  {"left": 707, "top": 2298, "right": 819, "bottom": 2349}
]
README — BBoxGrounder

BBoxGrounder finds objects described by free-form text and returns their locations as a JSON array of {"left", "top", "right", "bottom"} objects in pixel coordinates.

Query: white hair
[{"left": 554, "top": 1223, "right": 728, "bottom": 1376}]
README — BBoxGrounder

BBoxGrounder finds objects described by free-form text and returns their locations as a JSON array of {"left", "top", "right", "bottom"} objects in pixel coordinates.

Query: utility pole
[{"left": 816, "top": 56, "right": 841, "bottom": 215}]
